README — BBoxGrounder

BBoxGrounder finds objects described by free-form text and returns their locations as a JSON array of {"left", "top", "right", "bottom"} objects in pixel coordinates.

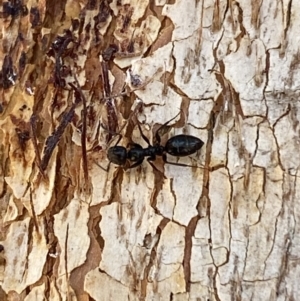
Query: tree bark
[{"left": 0, "top": 0, "right": 299, "bottom": 300}]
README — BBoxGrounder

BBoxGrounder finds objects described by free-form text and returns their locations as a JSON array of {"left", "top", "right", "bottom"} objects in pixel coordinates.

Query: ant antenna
[{"left": 95, "top": 99, "right": 144, "bottom": 171}]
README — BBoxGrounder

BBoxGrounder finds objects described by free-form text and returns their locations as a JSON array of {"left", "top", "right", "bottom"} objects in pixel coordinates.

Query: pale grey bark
[{"left": 0, "top": 0, "right": 299, "bottom": 300}]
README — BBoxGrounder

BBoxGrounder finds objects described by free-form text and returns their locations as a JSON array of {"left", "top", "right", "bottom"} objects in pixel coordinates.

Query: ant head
[{"left": 107, "top": 146, "right": 127, "bottom": 166}]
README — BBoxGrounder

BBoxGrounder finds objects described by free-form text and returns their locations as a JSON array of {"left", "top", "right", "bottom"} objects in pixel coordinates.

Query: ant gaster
[{"left": 103, "top": 113, "right": 204, "bottom": 171}]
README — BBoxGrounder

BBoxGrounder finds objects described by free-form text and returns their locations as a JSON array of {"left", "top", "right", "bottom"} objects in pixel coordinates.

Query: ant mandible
[{"left": 100, "top": 113, "right": 204, "bottom": 172}]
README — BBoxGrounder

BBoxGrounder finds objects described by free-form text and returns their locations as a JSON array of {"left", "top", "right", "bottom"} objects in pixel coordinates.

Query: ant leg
[
  {"left": 146, "top": 157, "right": 167, "bottom": 178},
  {"left": 137, "top": 123, "right": 151, "bottom": 146},
  {"left": 100, "top": 123, "right": 123, "bottom": 146},
  {"left": 155, "top": 111, "right": 181, "bottom": 144},
  {"left": 101, "top": 99, "right": 143, "bottom": 144},
  {"left": 162, "top": 154, "right": 207, "bottom": 169},
  {"left": 101, "top": 99, "right": 143, "bottom": 147},
  {"left": 113, "top": 134, "right": 122, "bottom": 147},
  {"left": 147, "top": 157, "right": 160, "bottom": 172},
  {"left": 128, "top": 159, "right": 144, "bottom": 169},
  {"left": 94, "top": 160, "right": 111, "bottom": 172}
]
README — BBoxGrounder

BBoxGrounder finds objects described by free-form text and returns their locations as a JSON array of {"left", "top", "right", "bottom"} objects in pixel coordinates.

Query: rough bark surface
[{"left": 0, "top": 0, "right": 299, "bottom": 300}]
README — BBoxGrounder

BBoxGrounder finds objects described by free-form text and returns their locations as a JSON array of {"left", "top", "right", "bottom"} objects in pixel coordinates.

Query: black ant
[{"left": 99, "top": 114, "right": 204, "bottom": 172}]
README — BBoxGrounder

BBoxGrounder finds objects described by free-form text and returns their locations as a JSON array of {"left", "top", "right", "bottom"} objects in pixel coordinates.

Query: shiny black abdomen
[{"left": 165, "top": 135, "right": 204, "bottom": 157}]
